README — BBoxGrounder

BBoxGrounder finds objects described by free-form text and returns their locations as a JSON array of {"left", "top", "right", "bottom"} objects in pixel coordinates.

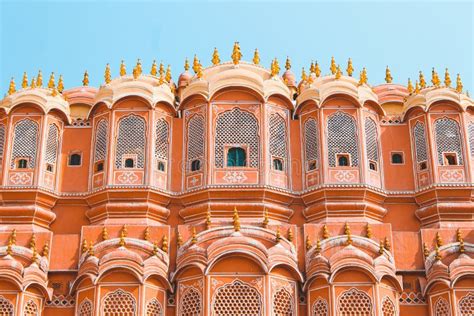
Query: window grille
[
  {"left": 187, "top": 115, "right": 205, "bottom": 170},
  {"left": 337, "top": 288, "right": 372, "bottom": 316},
  {"left": 327, "top": 112, "right": 359, "bottom": 167},
  {"left": 212, "top": 279, "right": 262, "bottom": 316},
  {"left": 459, "top": 293, "right": 474, "bottom": 316},
  {"left": 381, "top": 296, "right": 396, "bottom": 316},
  {"left": 154, "top": 118, "right": 169, "bottom": 165},
  {"left": 179, "top": 288, "right": 202, "bottom": 316},
  {"left": 102, "top": 289, "right": 136, "bottom": 316},
  {"left": 273, "top": 288, "right": 294, "bottom": 316},
  {"left": 0, "top": 124, "right": 5, "bottom": 157},
  {"left": 434, "top": 118, "right": 463, "bottom": 165},
  {"left": 269, "top": 113, "right": 287, "bottom": 166},
  {"left": 413, "top": 122, "right": 428, "bottom": 163},
  {"left": 23, "top": 299, "right": 39, "bottom": 316},
  {"left": 365, "top": 117, "right": 379, "bottom": 163},
  {"left": 11, "top": 119, "right": 39, "bottom": 168},
  {"left": 434, "top": 297, "right": 451, "bottom": 316},
  {"left": 304, "top": 118, "right": 319, "bottom": 170},
  {"left": 469, "top": 122, "right": 474, "bottom": 157},
  {"left": 94, "top": 119, "right": 108, "bottom": 162},
  {"left": 146, "top": 298, "right": 163, "bottom": 316},
  {"left": 312, "top": 298, "right": 328, "bottom": 316},
  {"left": 0, "top": 295, "right": 14, "bottom": 316},
  {"left": 115, "top": 115, "right": 146, "bottom": 168},
  {"left": 215, "top": 108, "right": 259, "bottom": 168},
  {"left": 45, "top": 124, "right": 59, "bottom": 165},
  {"left": 78, "top": 298, "right": 93, "bottom": 316}
]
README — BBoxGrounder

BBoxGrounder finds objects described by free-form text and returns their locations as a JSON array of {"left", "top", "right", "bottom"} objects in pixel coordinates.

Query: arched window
[
  {"left": 23, "top": 299, "right": 39, "bottom": 316},
  {"left": 102, "top": 289, "right": 137, "bottom": 316},
  {"left": 413, "top": 122, "right": 428, "bottom": 169},
  {"left": 327, "top": 112, "right": 359, "bottom": 167},
  {"left": 11, "top": 119, "right": 39, "bottom": 169},
  {"left": 69, "top": 153, "right": 82, "bottom": 166},
  {"left": 304, "top": 118, "right": 319, "bottom": 171},
  {"left": 212, "top": 280, "right": 262, "bottom": 316},
  {"left": 365, "top": 117, "right": 379, "bottom": 171},
  {"left": 227, "top": 147, "right": 246, "bottom": 167},
  {"left": 78, "top": 298, "right": 93, "bottom": 316},
  {"left": 215, "top": 108, "right": 259, "bottom": 168},
  {"left": 154, "top": 118, "right": 169, "bottom": 171},
  {"left": 0, "top": 295, "right": 14, "bottom": 316},
  {"left": 269, "top": 113, "right": 288, "bottom": 171},
  {"left": 312, "top": 297, "right": 328, "bottom": 316},
  {"left": 337, "top": 288, "right": 372, "bottom": 316},
  {"left": 273, "top": 288, "right": 294, "bottom": 315},
  {"left": 459, "top": 292, "right": 474, "bottom": 316},
  {"left": 187, "top": 114, "right": 205, "bottom": 172},
  {"left": 273, "top": 158, "right": 283, "bottom": 171},
  {"left": 434, "top": 118, "right": 463, "bottom": 166},
  {"left": 434, "top": 297, "right": 451, "bottom": 316},
  {"left": 381, "top": 296, "right": 396, "bottom": 316},
  {"left": 94, "top": 119, "right": 108, "bottom": 171},
  {"left": 0, "top": 124, "right": 5, "bottom": 159},
  {"left": 146, "top": 298, "right": 163, "bottom": 316},
  {"left": 17, "top": 159, "right": 28, "bottom": 169},
  {"left": 115, "top": 115, "right": 146, "bottom": 169},
  {"left": 45, "top": 124, "right": 59, "bottom": 172},
  {"left": 468, "top": 122, "right": 474, "bottom": 157},
  {"left": 179, "top": 287, "right": 202, "bottom": 316},
  {"left": 391, "top": 153, "right": 404, "bottom": 164}
]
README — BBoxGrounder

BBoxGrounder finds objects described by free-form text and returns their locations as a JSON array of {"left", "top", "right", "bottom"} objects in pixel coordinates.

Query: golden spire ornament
[
  {"left": 184, "top": 58, "right": 190, "bottom": 71},
  {"left": 31, "top": 246, "right": 39, "bottom": 264},
  {"left": 152, "top": 242, "right": 159, "bottom": 256},
  {"left": 177, "top": 230, "right": 183, "bottom": 248},
  {"left": 335, "top": 65, "right": 342, "bottom": 79},
  {"left": 192, "top": 55, "right": 200, "bottom": 73},
  {"left": 161, "top": 235, "right": 168, "bottom": 253},
  {"left": 314, "top": 61, "right": 321, "bottom": 77},
  {"left": 330, "top": 56, "right": 337, "bottom": 75},
  {"left": 379, "top": 240, "right": 385, "bottom": 255},
  {"left": 444, "top": 68, "right": 451, "bottom": 87},
  {"left": 415, "top": 80, "right": 420, "bottom": 94},
  {"left": 358, "top": 67, "right": 368, "bottom": 86},
  {"left": 57, "top": 75, "right": 64, "bottom": 93},
  {"left": 158, "top": 62, "right": 165, "bottom": 85},
  {"left": 252, "top": 49, "right": 260, "bottom": 65},
  {"left": 270, "top": 58, "right": 280, "bottom": 77},
  {"left": 322, "top": 224, "right": 330, "bottom": 239},
  {"left": 407, "top": 78, "right": 413, "bottom": 94},
  {"left": 306, "top": 236, "right": 312, "bottom": 250},
  {"left": 30, "top": 78, "right": 36, "bottom": 88},
  {"left": 191, "top": 227, "right": 198, "bottom": 245},
  {"left": 6, "top": 238, "right": 13, "bottom": 256},
  {"left": 385, "top": 66, "right": 393, "bottom": 83},
  {"left": 460, "top": 238, "right": 465, "bottom": 253},
  {"left": 435, "top": 244, "right": 441, "bottom": 261},
  {"left": 82, "top": 71, "right": 89, "bottom": 86},
  {"left": 346, "top": 58, "right": 354, "bottom": 77},
  {"left": 30, "top": 234, "right": 36, "bottom": 250},
  {"left": 423, "top": 242, "right": 430, "bottom": 257},
  {"left": 22, "top": 72, "right": 28, "bottom": 89},
  {"left": 233, "top": 206, "right": 241, "bottom": 232},
  {"left": 212, "top": 47, "right": 220, "bottom": 65},
  {"left": 285, "top": 57, "right": 291, "bottom": 71},
  {"left": 10, "top": 229, "right": 16, "bottom": 245},
  {"left": 262, "top": 208, "right": 269, "bottom": 228},
  {"left": 135, "top": 59, "right": 142, "bottom": 76},
  {"left": 144, "top": 227, "right": 150, "bottom": 241},
  {"left": 309, "top": 61, "right": 316, "bottom": 74},
  {"left": 206, "top": 208, "right": 212, "bottom": 230},
  {"left": 119, "top": 225, "right": 127, "bottom": 247},
  {"left": 120, "top": 60, "right": 126, "bottom": 76},
  {"left": 231, "top": 42, "right": 242, "bottom": 65},
  {"left": 384, "top": 237, "right": 391, "bottom": 251},
  {"left": 315, "top": 238, "right": 321, "bottom": 254},
  {"left": 104, "top": 63, "right": 111, "bottom": 84},
  {"left": 48, "top": 72, "right": 55, "bottom": 89},
  {"left": 456, "top": 74, "right": 463, "bottom": 93},
  {"left": 165, "top": 65, "right": 172, "bottom": 83},
  {"left": 345, "top": 223, "right": 353, "bottom": 245},
  {"left": 366, "top": 223, "right": 373, "bottom": 239},
  {"left": 82, "top": 239, "right": 88, "bottom": 253},
  {"left": 102, "top": 227, "right": 109, "bottom": 240},
  {"left": 301, "top": 67, "right": 308, "bottom": 84},
  {"left": 431, "top": 68, "right": 440, "bottom": 87},
  {"left": 287, "top": 228, "right": 293, "bottom": 242},
  {"left": 150, "top": 60, "right": 157, "bottom": 76},
  {"left": 7, "top": 78, "right": 15, "bottom": 95},
  {"left": 456, "top": 228, "right": 463, "bottom": 242},
  {"left": 37, "top": 70, "right": 43, "bottom": 87},
  {"left": 419, "top": 71, "right": 426, "bottom": 89},
  {"left": 88, "top": 241, "right": 94, "bottom": 256},
  {"left": 435, "top": 232, "right": 443, "bottom": 247},
  {"left": 275, "top": 227, "right": 281, "bottom": 243}
]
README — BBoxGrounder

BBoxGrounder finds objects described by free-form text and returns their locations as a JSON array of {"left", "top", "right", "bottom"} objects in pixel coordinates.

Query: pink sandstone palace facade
[{"left": 0, "top": 44, "right": 473, "bottom": 316}]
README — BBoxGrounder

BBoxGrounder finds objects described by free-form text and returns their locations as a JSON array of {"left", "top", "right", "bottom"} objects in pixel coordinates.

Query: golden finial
[
  {"left": 301, "top": 67, "right": 308, "bottom": 83},
  {"left": 7, "top": 78, "right": 15, "bottom": 95},
  {"left": 102, "top": 227, "right": 109, "bottom": 240},
  {"left": 415, "top": 80, "right": 420, "bottom": 94},
  {"left": 233, "top": 206, "right": 241, "bottom": 232},
  {"left": 335, "top": 65, "right": 342, "bottom": 79},
  {"left": 133, "top": 66, "right": 138, "bottom": 79},
  {"left": 231, "top": 42, "right": 242, "bottom": 65},
  {"left": 379, "top": 240, "right": 385, "bottom": 255},
  {"left": 177, "top": 230, "right": 183, "bottom": 248},
  {"left": 252, "top": 49, "right": 260, "bottom": 65},
  {"left": 456, "top": 229, "right": 463, "bottom": 243},
  {"left": 271, "top": 58, "right": 280, "bottom": 77},
  {"left": 192, "top": 55, "right": 200, "bottom": 73},
  {"left": 31, "top": 246, "right": 39, "bottom": 264},
  {"left": 88, "top": 241, "right": 94, "bottom": 256},
  {"left": 366, "top": 223, "right": 373, "bottom": 239},
  {"left": 423, "top": 242, "right": 430, "bottom": 257},
  {"left": 150, "top": 60, "right": 158, "bottom": 76},
  {"left": 165, "top": 65, "right": 172, "bottom": 83},
  {"left": 444, "top": 68, "right": 451, "bottom": 87},
  {"left": 384, "top": 237, "right": 391, "bottom": 251},
  {"left": 287, "top": 228, "right": 293, "bottom": 242},
  {"left": 48, "top": 72, "right": 55, "bottom": 89},
  {"left": 136, "top": 59, "right": 142, "bottom": 76},
  {"left": 315, "top": 238, "right": 321, "bottom": 254},
  {"left": 212, "top": 47, "right": 220, "bottom": 65},
  {"left": 330, "top": 56, "right": 337, "bottom": 75},
  {"left": 407, "top": 78, "right": 414, "bottom": 94},
  {"left": 161, "top": 235, "right": 168, "bottom": 253},
  {"left": 158, "top": 62, "right": 165, "bottom": 85},
  {"left": 104, "top": 63, "right": 112, "bottom": 83},
  {"left": 196, "top": 63, "right": 203, "bottom": 79},
  {"left": 42, "top": 242, "right": 49, "bottom": 257},
  {"left": 460, "top": 238, "right": 465, "bottom": 253},
  {"left": 385, "top": 66, "right": 393, "bottom": 83},
  {"left": 10, "top": 229, "right": 16, "bottom": 246},
  {"left": 346, "top": 58, "right": 354, "bottom": 77},
  {"left": 37, "top": 70, "right": 43, "bottom": 87},
  {"left": 29, "top": 234, "right": 36, "bottom": 250},
  {"left": 119, "top": 225, "right": 127, "bottom": 247},
  {"left": 82, "top": 71, "right": 89, "bottom": 86},
  {"left": 184, "top": 58, "right": 190, "bottom": 71},
  {"left": 419, "top": 71, "right": 426, "bottom": 89},
  {"left": 57, "top": 75, "right": 64, "bottom": 93},
  {"left": 345, "top": 224, "right": 353, "bottom": 245},
  {"left": 306, "top": 236, "right": 312, "bottom": 250},
  {"left": 6, "top": 238, "right": 13, "bottom": 256},
  {"left": 314, "top": 61, "right": 321, "bottom": 77},
  {"left": 309, "top": 61, "right": 315, "bottom": 74},
  {"left": 191, "top": 227, "right": 197, "bottom": 245},
  {"left": 82, "top": 239, "right": 88, "bottom": 253},
  {"left": 206, "top": 208, "right": 212, "bottom": 230},
  {"left": 152, "top": 242, "right": 159, "bottom": 256},
  {"left": 435, "top": 244, "right": 442, "bottom": 261},
  {"left": 358, "top": 67, "right": 368, "bottom": 86},
  {"left": 119, "top": 235, "right": 126, "bottom": 247},
  {"left": 262, "top": 208, "right": 269, "bottom": 228},
  {"left": 435, "top": 232, "right": 443, "bottom": 247},
  {"left": 456, "top": 74, "right": 463, "bottom": 93},
  {"left": 285, "top": 57, "right": 291, "bottom": 71},
  {"left": 144, "top": 227, "right": 150, "bottom": 241},
  {"left": 30, "top": 78, "right": 36, "bottom": 88},
  {"left": 431, "top": 68, "right": 440, "bottom": 88},
  {"left": 275, "top": 227, "right": 281, "bottom": 243},
  {"left": 120, "top": 60, "right": 126, "bottom": 76},
  {"left": 22, "top": 72, "right": 28, "bottom": 89},
  {"left": 322, "top": 224, "right": 330, "bottom": 239},
  {"left": 51, "top": 88, "right": 58, "bottom": 97}
]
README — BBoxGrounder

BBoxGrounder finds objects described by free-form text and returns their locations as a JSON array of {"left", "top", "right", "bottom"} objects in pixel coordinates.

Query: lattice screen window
[
  {"left": 304, "top": 118, "right": 319, "bottom": 171},
  {"left": 434, "top": 118, "right": 464, "bottom": 165},
  {"left": 146, "top": 298, "right": 163, "bottom": 316},
  {"left": 115, "top": 115, "right": 146, "bottom": 169},
  {"left": 365, "top": 117, "right": 379, "bottom": 164},
  {"left": 434, "top": 297, "right": 451, "bottom": 316},
  {"left": 381, "top": 296, "right": 396, "bottom": 316},
  {"left": 327, "top": 112, "right": 359, "bottom": 167},
  {"left": 0, "top": 295, "right": 14, "bottom": 316},
  {"left": 469, "top": 122, "right": 474, "bottom": 157},
  {"left": 45, "top": 124, "right": 59, "bottom": 166},
  {"left": 312, "top": 298, "right": 328, "bottom": 316},
  {"left": 212, "top": 279, "right": 262, "bottom": 316},
  {"left": 0, "top": 124, "right": 5, "bottom": 158},
  {"left": 187, "top": 115, "right": 205, "bottom": 170},
  {"left": 78, "top": 298, "right": 93, "bottom": 316},
  {"left": 154, "top": 118, "right": 169, "bottom": 168},
  {"left": 269, "top": 113, "right": 288, "bottom": 169},
  {"left": 413, "top": 122, "right": 428, "bottom": 163},
  {"left": 215, "top": 108, "right": 260, "bottom": 168},
  {"left": 23, "top": 299, "right": 39, "bottom": 316},
  {"left": 94, "top": 119, "right": 108, "bottom": 162},
  {"left": 459, "top": 293, "right": 474, "bottom": 316},
  {"left": 102, "top": 289, "right": 137, "bottom": 316},
  {"left": 273, "top": 288, "right": 294, "bottom": 315},
  {"left": 179, "top": 288, "right": 202, "bottom": 316},
  {"left": 10, "top": 119, "right": 39, "bottom": 168},
  {"left": 337, "top": 288, "right": 372, "bottom": 316}
]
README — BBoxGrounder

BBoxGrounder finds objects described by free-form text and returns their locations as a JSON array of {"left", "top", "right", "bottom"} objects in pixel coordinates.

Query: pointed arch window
[
  {"left": 11, "top": 119, "right": 39, "bottom": 169},
  {"left": 304, "top": 118, "right": 319, "bottom": 171},
  {"left": 434, "top": 117, "right": 463, "bottom": 166},
  {"left": 365, "top": 117, "right": 379, "bottom": 171},
  {"left": 154, "top": 118, "right": 169, "bottom": 172},
  {"left": 327, "top": 112, "right": 359, "bottom": 167},
  {"left": 269, "top": 113, "right": 287, "bottom": 171},
  {"left": 45, "top": 123, "right": 60, "bottom": 172},
  {"left": 94, "top": 119, "right": 108, "bottom": 172},
  {"left": 102, "top": 289, "right": 137, "bottom": 316},
  {"left": 115, "top": 115, "right": 146, "bottom": 169},
  {"left": 187, "top": 114, "right": 205, "bottom": 172},
  {"left": 413, "top": 121, "right": 429, "bottom": 170}
]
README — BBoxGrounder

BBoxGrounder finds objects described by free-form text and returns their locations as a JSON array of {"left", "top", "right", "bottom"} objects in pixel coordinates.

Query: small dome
[
  {"left": 282, "top": 70, "right": 296, "bottom": 87},
  {"left": 178, "top": 71, "right": 192, "bottom": 88}
]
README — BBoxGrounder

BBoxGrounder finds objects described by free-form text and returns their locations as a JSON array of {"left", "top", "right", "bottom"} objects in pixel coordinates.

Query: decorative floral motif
[{"left": 222, "top": 171, "right": 247, "bottom": 183}]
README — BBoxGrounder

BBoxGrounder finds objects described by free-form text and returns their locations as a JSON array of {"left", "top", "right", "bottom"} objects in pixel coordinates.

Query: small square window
[
  {"left": 369, "top": 161, "right": 377, "bottom": 171},
  {"left": 307, "top": 160, "right": 317, "bottom": 171},
  {"left": 272, "top": 157, "right": 284, "bottom": 171},
  {"left": 95, "top": 161, "right": 104, "bottom": 172},
  {"left": 419, "top": 161, "right": 428, "bottom": 171},
  {"left": 190, "top": 159, "right": 201, "bottom": 172},
  {"left": 46, "top": 164, "right": 54, "bottom": 172},
  {"left": 443, "top": 153, "right": 458, "bottom": 166},
  {"left": 68, "top": 153, "right": 82, "bottom": 166},
  {"left": 337, "top": 154, "right": 350, "bottom": 167},
  {"left": 391, "top": 152, "right": 404, "bottom": 164},
  {"left": 16, "top": 158, "right": 28, "bottom": 169},
  {"left": 157, "top": 161, "right": 166, "bottom": 172}
]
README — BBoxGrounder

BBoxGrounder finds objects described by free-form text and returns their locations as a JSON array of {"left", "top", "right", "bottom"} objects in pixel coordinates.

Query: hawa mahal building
[{"left": 0, "top": 44, "right": 473, "bottom": 316}]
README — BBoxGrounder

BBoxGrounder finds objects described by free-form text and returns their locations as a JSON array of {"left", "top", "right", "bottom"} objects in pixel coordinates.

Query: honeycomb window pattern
[
  {"left": 0, "top": 124, "right": 5, "bottom": 157},
  {"left": 10, "top": 119, "right": 39, "bottom": 168},
  {"left": 434, "top": 297, "right": 451, "bottom": 316},
  {"left": 312, "top": 298, "right": 328, "bottom": 316},
  {"left": 94, "top": 119, "right": 108, "bottom": 162},
  {"left": 413, "top": 122, "right": 428, "bottom": 163},
  {"left": 78, "top": 298, "right": 93, "bottom": 316},
  {"left": 215, "top": 108, "right": 260, "bottom": 168},
  {"left": 304, "top": 118, "right": 319, "bottom": 170},
  {"left": 154, "top": 118, "right": 169, "bottom": 163},
  {"left": 146, "top": 298, "right": 163, "bottom": 316},
  {"left": 23, "top": 299, "right": 38, "bottom": 316},
  {"left": 45, "top": 124, "right": 59, "bottom": 165},
  {"left": 365, "top": 117, "right": 379, "bottom": 163},
  {"left": 0, "top": 295, "right": 14, "bottom": 316},
  {"left": 272, "top": 288, "right": 294, "bottom": 316},
  {"left": 381, "top": 296, "right": 396, "bottom": 316},
  {"left": 115, "top": 114, "right": 146, "bottom": 169},
  {"left": 187, "top": 114, "right": 205, "bottom": 169},
  {"left": 102, "top": 289, "right": 137, "bottom": 316},
  {"left": 337, "top": 288, "right": 373, "bottom": 316},
  {"left": 459, "top": 293, "right": 474, "bottom": 316},
  {"left": 179, "top": 287, "right": 202, "bottom": 316},
  {"left": 434, "top": 117, "right": 464, "bottom": 165},
  {"left": 327, "top": 112, "right": 359, "bottom": 167},
  {"left": 269, "top": 113, "right": 288, "bottom": 165},
  {"left": 211, "top": 279, "right": 262, "bottom": 316},
  {"left": 469, "top": 122, "right": 474, "bottom": 157}
]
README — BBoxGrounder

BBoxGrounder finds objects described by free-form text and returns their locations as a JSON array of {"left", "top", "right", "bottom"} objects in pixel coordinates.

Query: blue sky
[{"left": 1, "top": 1, "right": 473, "bottom": 94}]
